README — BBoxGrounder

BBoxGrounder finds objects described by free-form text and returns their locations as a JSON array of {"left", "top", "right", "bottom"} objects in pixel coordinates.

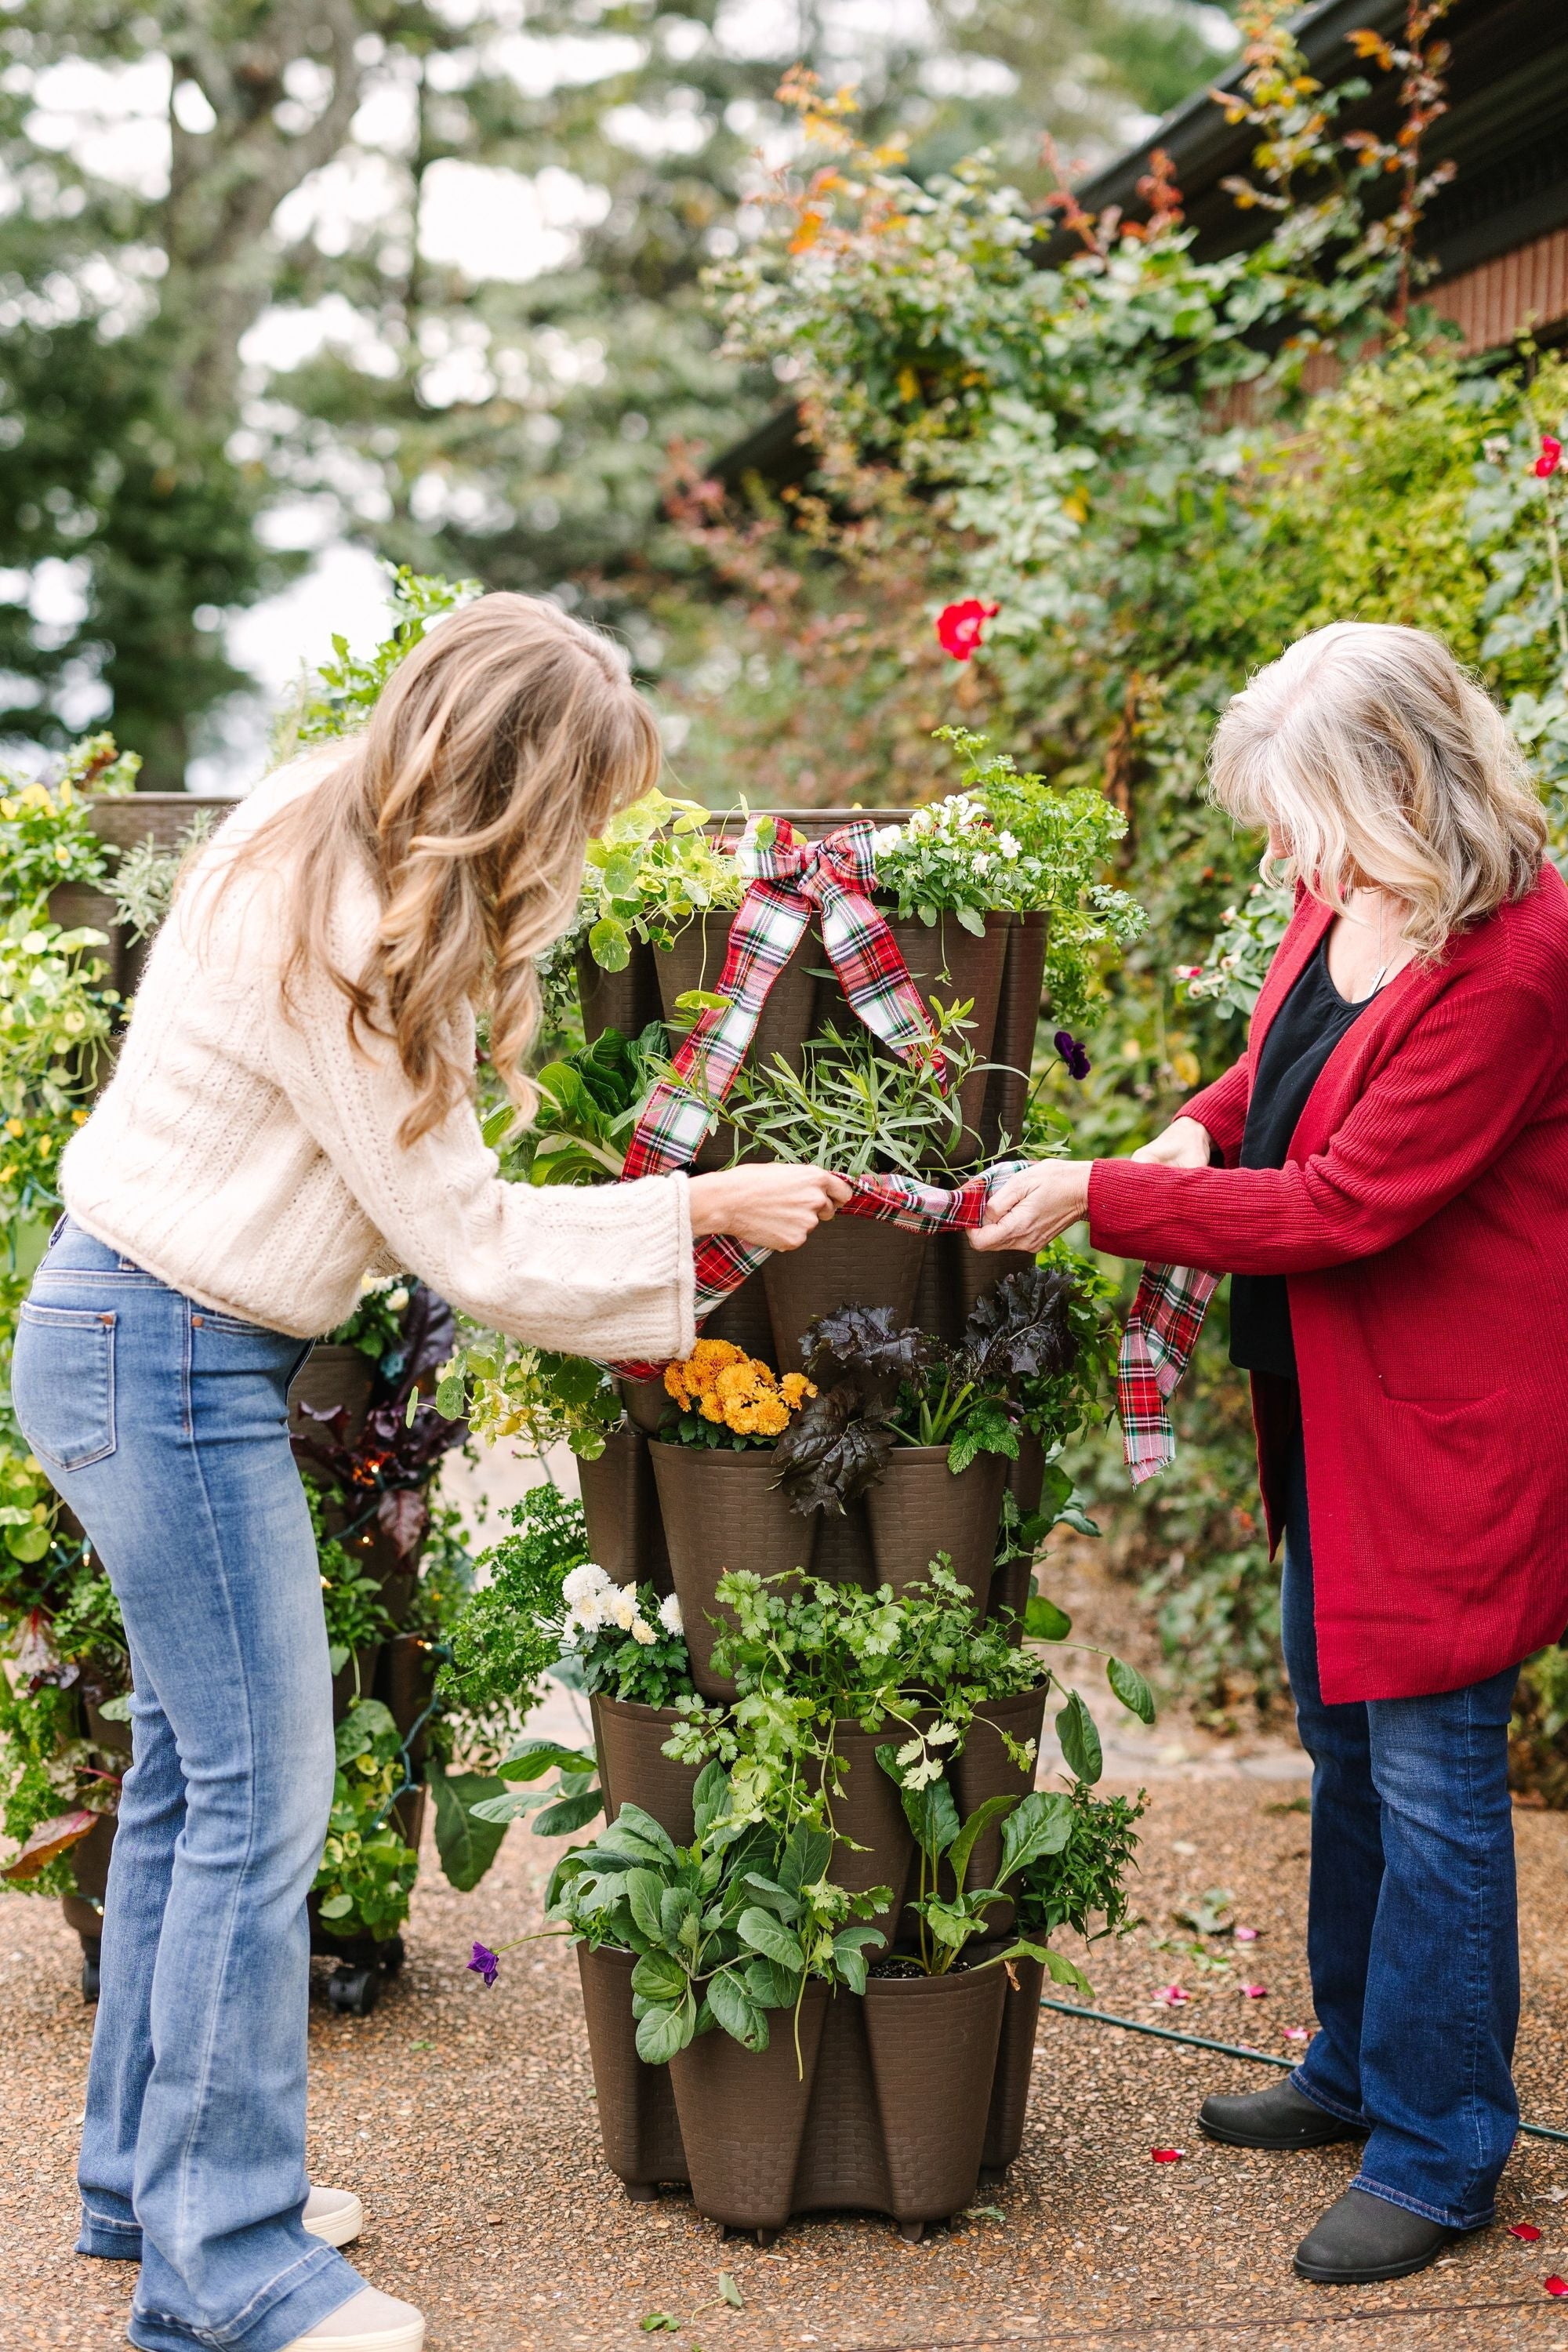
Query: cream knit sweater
[{"left": 61, "top": 754, "right": 696, "bottom": 1357}]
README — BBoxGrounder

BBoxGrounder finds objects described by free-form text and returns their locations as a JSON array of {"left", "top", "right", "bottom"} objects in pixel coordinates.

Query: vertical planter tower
[{"left": 567, "top": 813, "right": 1065, "bottom": 2241}]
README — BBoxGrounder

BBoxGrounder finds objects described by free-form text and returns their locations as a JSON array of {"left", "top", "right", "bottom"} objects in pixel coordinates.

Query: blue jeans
[
  {"left": 1281, "top": 1427, "right": 1519, "bottom": 2230},
  {"left": 11, "top": 1221, "right": 363, "bottom": 2350}
]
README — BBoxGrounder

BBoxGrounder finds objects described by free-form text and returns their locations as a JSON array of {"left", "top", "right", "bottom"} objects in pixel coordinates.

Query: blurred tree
[{"left": 0, "top": 0, "right": 1235, "bottom": 781}]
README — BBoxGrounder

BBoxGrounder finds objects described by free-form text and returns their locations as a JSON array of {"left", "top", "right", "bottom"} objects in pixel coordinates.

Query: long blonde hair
[
  {"left": 224, "top": 593, "right": 661, "bottom": 1144},
  {"left": 1209, "top": 621, "right": 1547, "bottom": 956}
]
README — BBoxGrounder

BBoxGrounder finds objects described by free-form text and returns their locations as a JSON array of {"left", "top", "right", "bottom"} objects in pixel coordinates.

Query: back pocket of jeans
[{"left": 13, "top": 1303, "right": 116, "bottom": 1471}]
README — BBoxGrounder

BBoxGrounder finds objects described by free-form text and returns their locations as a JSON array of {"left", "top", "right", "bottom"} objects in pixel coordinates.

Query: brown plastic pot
[
  {"left": 818, "top": 912, "right": 1011, "bottom": 1167},
  {"left": 656, "top": 915, "right": 820, "bottom": 1164},
  {"left": 619, "top": 1374, "right": 672, "bottom": 1438},
  {"left": 376, "top": 1633, "right": 438, "bottom": 1769},
  {"left": 578, "top": 1943, "right": 689, "bottom": 2196},
  {"left": 648, "top": 1443, "right": 816, "bottom": 1699},
  {"left": 811, "top": 1496, "right": 877, "bottom": 1592},
  {"left": 981, "top": 912, "right": 1048, "bottom": 1156},
  {"left": 592, "top": 1694, "right": 699, "bottom": 1846},
  {"left": 761, "top": 1215, "right": 927, "bottom": 1375},
  {"left": 669, "top": 1980, "right": 829, "bottom": 2234},
  {"left": 981, "top": 1949, "right": 1046, "bottom": 2172},
  {"left": 864, "top": 1446, "right": 1007, "bottom": 1603},
  {"left": 948, "top": 1683, "right": 1050, "bottom": 1934},
  {"left": 702, "top": 1268, "right": 775, "bottom": 1363},
  {"left": 862, "top": 1962, "right": 1008, "bottom": 2225},
  {"left": 579, "top": 1426, "right": 670, "bottom": 1594},
  {"left": 289, "top": 1344, "right": 376, "bottom": 1446},
  {"left": 575, "top": 938, "right": 663, "bottom": 1047},
  {"left": 822, "top": 1720, "right": 926, "bottom": 1918}
]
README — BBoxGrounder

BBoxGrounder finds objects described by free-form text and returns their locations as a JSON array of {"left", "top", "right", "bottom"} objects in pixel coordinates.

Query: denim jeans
[
  {"left": 1280, "top": 1425, "right": 1520, "bottom": 2230},
  {"left": 11, "top": 1220, "right": 363, "bottom": 2351}
]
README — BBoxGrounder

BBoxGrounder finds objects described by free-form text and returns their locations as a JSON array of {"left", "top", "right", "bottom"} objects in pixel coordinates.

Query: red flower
[
  {"left": 935, "top": 599, "right": 999, "bottom": 661},
  {"left": 1535, "top": 434, "right": 1563, "bottom": 481}
]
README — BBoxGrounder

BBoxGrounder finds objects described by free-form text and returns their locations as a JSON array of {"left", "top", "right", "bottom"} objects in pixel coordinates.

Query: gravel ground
[{"left": 5, "top": 1770, "right": 1568, "bottom": 2352}]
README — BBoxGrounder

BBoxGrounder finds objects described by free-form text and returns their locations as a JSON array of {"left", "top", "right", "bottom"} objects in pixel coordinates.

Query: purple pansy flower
[
  {"left": 468, "top": 1940, "right": 500, "bottom": 1988},
  {"left": 1054, "top": 1029, "right": 1091, "bottom": 1080}
]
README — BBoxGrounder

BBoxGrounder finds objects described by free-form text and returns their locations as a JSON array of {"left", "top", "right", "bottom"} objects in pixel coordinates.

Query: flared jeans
[
  {"left": 1281, "top": 1427, "right": 1521, "bottom": 2230},
  {"left": 12, "top": 1220, "right": 363, "bottom": 2350}
]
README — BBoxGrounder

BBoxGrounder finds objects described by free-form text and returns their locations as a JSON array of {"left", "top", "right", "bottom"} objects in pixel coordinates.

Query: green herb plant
[
  {"left": 582, "top": 789, "right": 743, "bottom": 974},
  {"left": 707, "top": 1011, "right": 981, "bottom": 1180},
  {"left": 312, "top": 1700, "right": 419, "bottom": 1940}
]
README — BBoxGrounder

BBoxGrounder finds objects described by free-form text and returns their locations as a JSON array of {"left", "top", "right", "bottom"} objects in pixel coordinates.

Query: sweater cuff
[
  {"left": 668, "top": 1171, "right": 698, "bottom": 1358},
  {"left": 1087, "top": 1158, "right": 1154, "bottom": 1261}
]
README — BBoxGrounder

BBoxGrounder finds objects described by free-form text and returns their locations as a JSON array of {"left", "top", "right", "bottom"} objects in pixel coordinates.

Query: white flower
[
  {"left": 630, "top": 1617, "right": 657, "bottom": 1646},
  {"left": 869, "top": 824, "right": 904, "bottom": 855},
  {"left": 384, "top": 1286, "right": 409, "bottom": 1313},
  {"left": 996, "top": 830, "right": 1022, "bottom": 859},
  {"left": 608, "top": 1584, "right": 640, "bottom": 1632},
  {"left": 562, "top": 1563, "right": 612, "bottom": 1610},
  {"left": 658, "top": 1592, "right": 684, "bottom": 1636}
]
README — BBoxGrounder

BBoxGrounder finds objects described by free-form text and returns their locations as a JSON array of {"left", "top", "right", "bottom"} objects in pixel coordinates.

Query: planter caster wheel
[
  {"left": 82, "top": 1944, "right": 101, "bottom": 2004},
  {"left": 379, "top": 1936, "right": 405, "bottom": 1976},
  {"left": 754, "top": 2228, "right": 779, "bottom": 2249},
  {"left": 898, "top": 2220, "right": 926, "bottom": 2244},
  {"left": 326, "top": 1963, "right": 379, "bottom": 2016},
  {"left": 622, "top": 2183, "right": 659, "bottom": 2204}
]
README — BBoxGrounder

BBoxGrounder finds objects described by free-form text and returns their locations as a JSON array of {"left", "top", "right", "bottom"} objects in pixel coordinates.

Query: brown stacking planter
[
  {"left": 980, "top": 912, "right": 1049, "bottom": 1156},
  {"left": 578, "top": 1944, "right": 689, "bottom": 2198},
  {"left": 981, "top": 1951, "right": 1046, "bottom": 2172},
  {"left": 948, "top": 1683, "right": 1050, "bottom": 1936},
  {"left": 761, "top": 1216, "right": 927, "bottom": 1375},
  {"left": 656, "top": 913, "right": 819, "bottom": 1081},
  {"left": 648, "top": 1442, "right": 816, "bottom": 1699},
  {"left": 619, "top": 1374, "right": 672, "bottom": 1437},
  {"left": 818, "top": 913, "right": 1011, "bottom": 1167},
  {"left": 376, "top": 1633, "right": 439, "bottom": 1769},
  {"left": 592, "top": 1695, "right": 699, "bottom": 1846},
  {"left": 821, "top": 1721, "right": 925, "bottom": 1919},
  {"left": 864, "top": 1446, "right": 1007, "bottom": 1603},
  {"left": 289, "top": 1344, "right": 376, "bottom": 1445},
  {"left": 579, "top": 1426, "right": 670, "bottom": 1594},
  {"left": 578, "top": 1944, "right": 1022, "bottom": 2237},
  {"left": 576, "top": 938, "right": 663, "bottom": 1045},
  {"left": 811, "top": 1497, "right": 877, "bottom": 1592}
]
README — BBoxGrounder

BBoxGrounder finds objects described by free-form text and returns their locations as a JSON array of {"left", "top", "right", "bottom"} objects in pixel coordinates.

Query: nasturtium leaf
[
  {"left": 718, "top": 2274, "right": 744, "bottom": 2308},
  {"left": 318, "top": 1892, "right": 354, "bottom": 1919},
  {"left": 588, "top": 916, "right": 630, "bottom": 972},
  {"left": 1056, "top": 1691, "right": 1103, "bottom": 1786},
  {"left": 1107, "top": 1655, "right": 1156, "bottom": 1726}
]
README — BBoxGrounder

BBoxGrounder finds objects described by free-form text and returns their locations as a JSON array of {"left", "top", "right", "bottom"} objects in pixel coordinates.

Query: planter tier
[
  {"left": 762, "top": 1217, "right": 926, "bottom": 1376},
  {"left": 579, "top": 1940, "right": 1036, "bottom": 2234},
  {"left": 864, "top": 1446, "right": 1007, "bottom": 1603},
  {"left": 579, "top": 1427, "right": 671, "bottom": 1594},
  {"left": 655, "top": 916, "right": 821, "bottom": 1169},
  {"left": 592, "top": 1694, "right": 701, "bottom": 1848},
  {"left": 815, "top": 910, "right": 1011, "bottom": 1168},
  {"left": 981, "top": 913, "right": 1049, "bottom": 1157},
  {"left": 648, "top": 1443, "right": 817, "bottom": 1700},
  {"left": 575, "top": 938, "right": 663, "bottom": 1047}
]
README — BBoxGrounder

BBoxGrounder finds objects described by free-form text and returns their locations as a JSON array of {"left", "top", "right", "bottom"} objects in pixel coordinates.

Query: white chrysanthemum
[
  {"left": 562, "top": 1563, "right": 612, "bottom": 1610},
  {"left": 384, "top": 1286, "right": 409, "bottom": 1313},
  {"left": 630, "top": 1617, "right": 657, "bottom": 1646},
  {"left": 658, "top": 1592, "right": 684, "bottom": 1636},
  {"left": 996, "top": 830, "right": 1022, "bottom": 859},
  {"left": 608, "top": 1584, "right": 641, "bottom": 1631}
]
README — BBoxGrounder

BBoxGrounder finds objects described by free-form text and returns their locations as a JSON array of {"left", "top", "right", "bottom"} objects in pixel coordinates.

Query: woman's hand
[
  {"left": 970, "top": 1160, "right": 1093, "bottom": 1254},
  {"left": 688, "top": 1163, "right": 852, "bottom": 1252},
  {"left": 1131, "top": 1116, "right": 1214, "bottom": 1169}
]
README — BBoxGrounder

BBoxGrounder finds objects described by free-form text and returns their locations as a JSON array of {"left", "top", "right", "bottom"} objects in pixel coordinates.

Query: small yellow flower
[
  {"left": 699, "top": 1393, "right": 725, "bottom": 1421},
  {"left": 779, "top": 1373, "right": 817, "bottom": 1408},
  {"left": 5, "top": 1119, "right": 21, "bottom": 1138}
]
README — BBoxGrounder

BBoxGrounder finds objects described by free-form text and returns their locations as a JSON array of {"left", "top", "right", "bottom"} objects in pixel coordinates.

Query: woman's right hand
[
  {"left": 1131, "top": 1116, "right": 1214, "bottom": 1170},
  {"left": 687, "top": 1163, "right": 852, "bottom": 1251}
]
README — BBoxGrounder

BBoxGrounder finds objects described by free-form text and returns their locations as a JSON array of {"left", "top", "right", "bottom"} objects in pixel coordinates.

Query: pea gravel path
[{"left": 5, "top": 1760, "right": 1568, "bottom": 2352}]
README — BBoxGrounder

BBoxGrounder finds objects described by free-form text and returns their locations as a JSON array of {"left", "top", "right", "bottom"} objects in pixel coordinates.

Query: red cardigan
[{"left": 1087, "top": 867, "right": 1568, "bottom": 1703}]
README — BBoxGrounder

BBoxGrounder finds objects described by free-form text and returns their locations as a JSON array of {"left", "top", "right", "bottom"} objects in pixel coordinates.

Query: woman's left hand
[{"left": 970, "top": 1160, "right": 1094, "bottom": 1253}]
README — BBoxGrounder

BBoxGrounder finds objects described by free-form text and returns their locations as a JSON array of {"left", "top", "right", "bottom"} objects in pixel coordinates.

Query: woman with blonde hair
[
  {"left": 974, "top": 622, "right": 1568, "bottom": 2285},
  {"left": 10, "top": 593, "right": 848, "bottom": 2352}
]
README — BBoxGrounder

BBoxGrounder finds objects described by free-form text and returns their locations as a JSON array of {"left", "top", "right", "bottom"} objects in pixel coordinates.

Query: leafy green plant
[
  {"left": 108, "top": 812, "right": 216, "bottom": 945},
  {"left": 312, "top": 1700, "right": 419, "bottom": 1941},
  {"left": 437, "top": 1487, "right": 591, "bottom": 1730},
  {"left": 281, "top": 566, "right": 482, "bottom": 751},
  {"left": 712, "top": 1012, "right": 980, "bottom": 1179},
  {"left": 581, "top": 789, "right": 743, "bottom": 974},
  {"left": 548, "top": 1769, "right": 890, "bottom": 2063},
  {"left": 873, "top": 1765, "right": 1090, "bottom": 1986},
  {"left": 494, "top": 1022, "right": 667, "bottom": 1187},
  {"left": 436, "top": 1338, "right": 623, "bottom": 1462}
]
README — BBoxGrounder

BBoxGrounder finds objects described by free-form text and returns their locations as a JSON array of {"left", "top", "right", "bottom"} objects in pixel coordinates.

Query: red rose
[
  {"left": 1534, "top": 434, "right": 1563, "bottom": 480},
  {"left": 935, "top": 598, "right": 999, "bottom": 661}
]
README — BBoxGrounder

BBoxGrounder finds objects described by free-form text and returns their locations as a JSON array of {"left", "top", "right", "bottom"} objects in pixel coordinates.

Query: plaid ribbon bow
[{"left": 1116, "top": 1261, "right": 1219, "bottom": 1484}]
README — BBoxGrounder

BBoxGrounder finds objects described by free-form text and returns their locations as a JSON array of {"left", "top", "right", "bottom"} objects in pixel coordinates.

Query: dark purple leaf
[
  {"left": 961, "top": 1266, "right": 1079, "bottom": 1385},
  {"left": 377, "top": 1486, "right": 429, "bottom": 1559},
  {"left": 771, "top": 1381, "right": 897, "bottom": 1515}
]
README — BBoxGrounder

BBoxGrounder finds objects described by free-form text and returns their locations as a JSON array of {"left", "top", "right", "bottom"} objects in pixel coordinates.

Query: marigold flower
[{"left": 779, "top": 1372, "right": 817, "bottom": 1407}]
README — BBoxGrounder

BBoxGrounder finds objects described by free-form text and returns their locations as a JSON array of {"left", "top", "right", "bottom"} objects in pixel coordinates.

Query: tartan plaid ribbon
[
  {"left": 620, "top": 816, "right": 947, "bottom": 1192},
  {"left": 1116, "top": 1261, "right": 1220, "bottom": 1485}
]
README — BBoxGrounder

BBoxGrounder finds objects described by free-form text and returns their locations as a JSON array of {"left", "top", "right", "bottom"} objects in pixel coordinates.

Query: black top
[{"left": 1229, "top": 937, "right": 1378, "bottom": 1380}]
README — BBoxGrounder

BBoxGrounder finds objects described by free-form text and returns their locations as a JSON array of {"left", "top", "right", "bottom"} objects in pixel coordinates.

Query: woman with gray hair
[{"left": 974, "top": 622, "right": 1568, "bottom": 2285}]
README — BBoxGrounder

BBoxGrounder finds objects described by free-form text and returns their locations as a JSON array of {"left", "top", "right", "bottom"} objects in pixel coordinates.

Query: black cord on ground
[{"left": 1039, "top": 1998, "right": 1568, "bottom": 2146}]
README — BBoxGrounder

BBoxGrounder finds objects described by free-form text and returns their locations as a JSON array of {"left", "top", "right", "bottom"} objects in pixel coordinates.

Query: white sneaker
[
  {"left": 302, "top": 2186, "right": 365, "bottom": 2247},
  {"left": 284, "top": 2288, "right": 424, "bottom": 2350}
]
